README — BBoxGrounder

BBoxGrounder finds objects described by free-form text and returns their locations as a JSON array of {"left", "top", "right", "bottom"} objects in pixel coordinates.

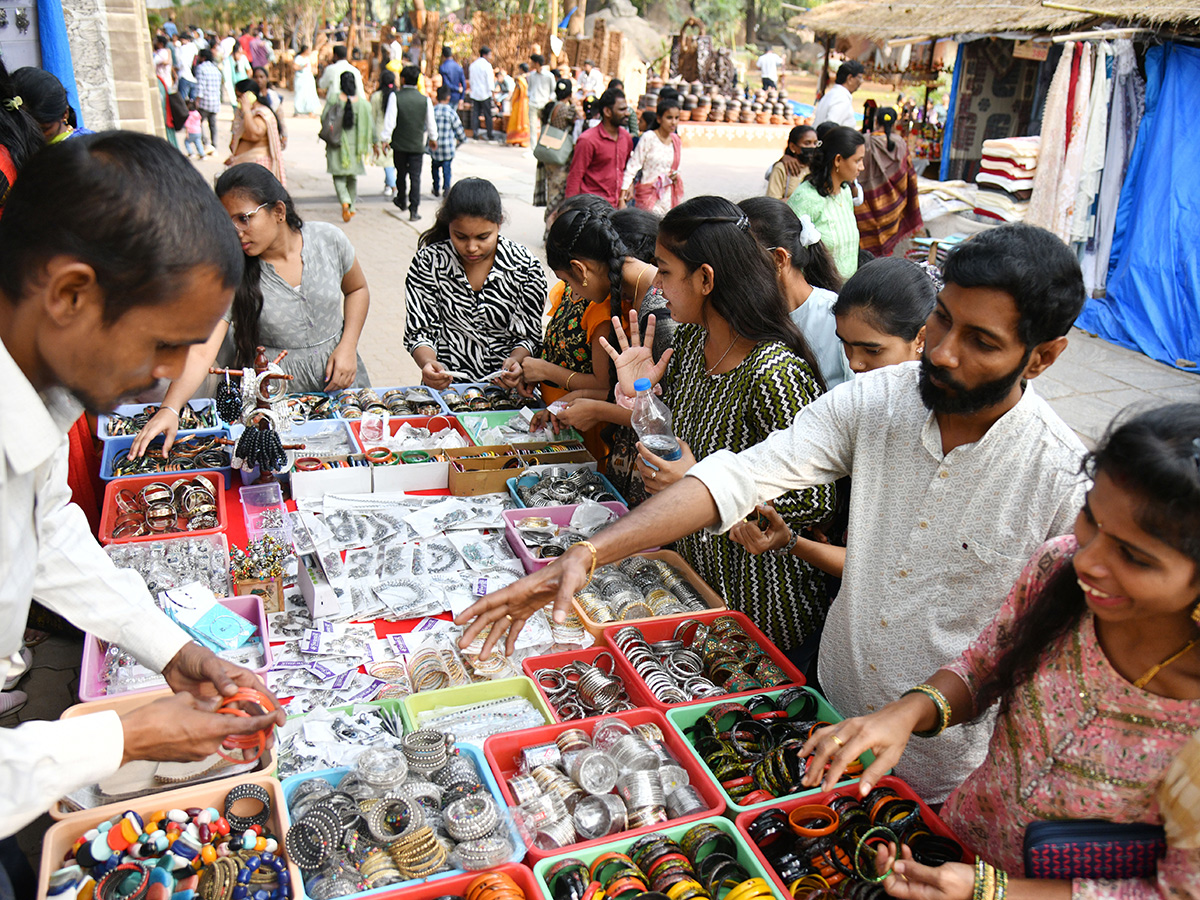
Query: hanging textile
[
  {"left": 1029, "top": 43, "right": 1092, "bottom": 239},
  {"left": 37, "top": 0, "right": 83, "bottom": 128},
  {"left": 939, "top": 40, "right": 1041, "bottom": 182},
  {"left": 1075, "top": 44, "right": 1200, "bottom": 370},
  {"left": 1079, "top": 40, "right": 1144, "bottom": 297},
  {"left": 1069, "top": 42, "right": 1112, "bottom": 245},
  {"left": 1026, "top": 44, "right": 1074, "bottom": 231}
]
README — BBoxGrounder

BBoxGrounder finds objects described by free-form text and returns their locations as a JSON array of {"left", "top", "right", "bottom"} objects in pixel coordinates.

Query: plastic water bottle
[{"left": 630, "top": 378, "right": 683, "bottom": 461}]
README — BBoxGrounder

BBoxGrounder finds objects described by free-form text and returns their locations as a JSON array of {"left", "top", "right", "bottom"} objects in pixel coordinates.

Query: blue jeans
[
  {"left": 176, "top": 78, "right": 198, "bottom": 102},
  {"left": 384, "top": 165, "right": 396, "bottom": 189},
  {"left": 184, "top": 133, "right": 205, "bottom": 156},
  {"left": 431, "top": 159, "right": 453, "bottom": 194}
]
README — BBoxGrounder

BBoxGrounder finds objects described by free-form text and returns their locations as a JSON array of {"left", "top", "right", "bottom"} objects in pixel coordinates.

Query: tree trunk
[
  {"left": 744, "top": 0, "right": 756, "bottom": 47},
  {"left": 566, "top": 0, "right": 584, "bottom": 36},
  {"left": 346, "top": 0, "right": 358, "bottom": 55},
  {"left": 411, "top": 0, "right": 426, "bottom": 30}
]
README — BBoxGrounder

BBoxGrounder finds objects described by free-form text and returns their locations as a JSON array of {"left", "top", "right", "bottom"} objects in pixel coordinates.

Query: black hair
[
  {"left": 215, "top": 164, "right": 301, "bottom": 366},
  {"left": 379, "top": 68, "right": 397, "bottom": 108},
  {"left": 252, "top": 66, "right": 269, "bottom": 78},
  {"left": 554, "top": 78, "right": 572, "bottom": 101},
  {"left": 199, "top": 48, "right": 214, "bottom": 63},
  {"left": 235, "top": 77, "right": 285, "bottom": 137},
  {"left": 480, "top": 46, "right": 492, "bottom": 56},
  {"left": 0, "top": 60, "right": 43, "bottom": 172},
  {"left": 339, "top": 71, "right": 357, "bottom": 129},
  {"left": 299, "top": 44, "right": 309, "bottom": 54},
  {"left": 436, "top": 85, "right": 450, "bottom": 101},
  {"left": 420, "top": 177, "right": 503, "bottom": 249},
  {"left": 974, "top": 402, "right": 1200, "bottom": 715},
  {"left": 656, "top": 97, "right": 680, "bottom": 119},
  {"left": 738, "top": 197, "right": 843, "bottom": 293},
  {"left": 942, "top": 223, "right": 1086, "bottom": 349},
  {"left": 788, "top": 124, "right": 815, "bottom": 146},
  {"left": 155, "top": 34, "right": 168, "bottom": 48},
  {"left": 641, "top": 109, "right": 658, "bottom": 132},
  {"left": 815, "top": 120, "right": 837, "bottom": 143},
  {"left": 0, "top": 132, "right": 243, "bottom": 323},
  {"left": 610, "top": 207, "right": 661, "bottom": 265},
  {"left": 835, "top": 59, "right": 865, "bottom": 85},
  {"left": 833, "top": 257, "right": 936, "bottom": 341},
  {"left": 659, "top": 196, "right": 826, "bottom": 392},
  {"left": 659, "top": 86, "right": 682, "bottom": 104},
  {"left": 872, "top": 105, "right": 898, "bottom": 151},
  {"left": 597, "top": 87, "right": 625, "bottom": 120},
  {"left": 608, "top": 78, "right": 624, "bottom": 91},
  {"left": 10, "top": 67, "right": 68, "bottom": 127},
  {"left": 519, "top": 63, "right": 530, "bottom": 73},
  {"left": 332, "top": 45, "right": 348, "bottom": 61},
  {"left": 400, "top": 65, "right": 420, "bottom": 85},
  {"left": 442, "top": 45, "right": 452, "bottom": 58},
  {"left": 531, "top": 53, "right": 545, "bottom": 66},
  {"left": 805, "top": 125, "right": 864, "bottom": 197},
  {"left": 547, "top": 206, "right": 629, "bottom": 317}
]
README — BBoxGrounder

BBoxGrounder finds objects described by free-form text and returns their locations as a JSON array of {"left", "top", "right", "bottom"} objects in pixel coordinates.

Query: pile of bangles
[
  {"left": 512, "top": 466, "right": 613, "bottom": 506},
  {"left": 682, "top": 690, "right": 862, "bottom": 804},
  {"left": 284, "top": 393, "right": 337, "bottom": 424},
  {"left": 531, "top": 652, "right": 636, "bottom": 720},
  {"left": 333, "top": 387, "right": 443, "bottom": 419},
  {"left": 362, "top": 446, "right": 446, "bottom": 466},
  {"left": 111, "top": 437, "right": 231, "bottom": 478},
  {"left": 441, "top": 386, "right": 524, "bottom": 412},
  {"left": 110, "top": 476, "right": 221, "bottom": 538},
  {"left": 745, "top": 785, "right": 963, "bottom": 898},
  {"left": 105, "top": 403, "right": 222, "bottom": 436},
  {"left": 47, "top": 782, "right": 290, "bottom": 900},
  {"left": 292, "top": 456, "right": 370, "bottom": 471},
  {"left": 544, "top": 823, "right": 773, "bottom": 900},
  {"left": 607, "top": 615, "right": 790, "bottom": 703}
]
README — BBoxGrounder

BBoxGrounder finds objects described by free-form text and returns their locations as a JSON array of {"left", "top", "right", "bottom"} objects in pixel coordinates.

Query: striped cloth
[{"left": 855, "top": 131, "right": 923, "bottom": 257}]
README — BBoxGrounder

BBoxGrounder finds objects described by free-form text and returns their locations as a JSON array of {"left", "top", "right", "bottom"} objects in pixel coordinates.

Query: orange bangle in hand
[{"left": 214, "top": 688, "right": 277, "bottom": 764}]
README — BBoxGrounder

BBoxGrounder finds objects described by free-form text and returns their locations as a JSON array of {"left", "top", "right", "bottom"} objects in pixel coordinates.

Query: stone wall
[{"left": 63, "top": 0, "right": 162, "bottom": 134}]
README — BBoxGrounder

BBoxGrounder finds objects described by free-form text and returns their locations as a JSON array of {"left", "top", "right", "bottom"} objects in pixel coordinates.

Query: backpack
[
  {"left": 166, "top": 92, "right": 189, "bottom": 130},
  {"left": 318, "top": 102, "right": 343, "bottom": 148}
]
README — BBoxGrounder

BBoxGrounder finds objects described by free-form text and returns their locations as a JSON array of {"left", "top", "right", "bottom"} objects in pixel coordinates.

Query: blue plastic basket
[{"left": 507, "top": 471, "right": 627, "bottom": 508}]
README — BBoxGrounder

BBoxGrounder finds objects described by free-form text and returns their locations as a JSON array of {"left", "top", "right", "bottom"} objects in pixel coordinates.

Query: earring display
[{"left": 106, "top": 533, "right": 232, "bottom": 596}]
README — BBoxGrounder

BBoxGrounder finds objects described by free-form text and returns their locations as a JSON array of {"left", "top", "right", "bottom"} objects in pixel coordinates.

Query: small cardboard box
[{"left": 234, "top": 574, "right": 285, "bottom": 614}]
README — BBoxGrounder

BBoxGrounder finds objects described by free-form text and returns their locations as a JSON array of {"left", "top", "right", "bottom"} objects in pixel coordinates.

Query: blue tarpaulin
[
  {"left": 1075, "top": 43, "right": 1200, "bottom": 369},
  {"left": 37, "top": 0, "right": 82, "bottom": 128}
]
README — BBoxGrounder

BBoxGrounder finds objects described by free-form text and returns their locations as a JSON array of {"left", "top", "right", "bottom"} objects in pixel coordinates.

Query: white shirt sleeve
[
  {"left": 425, "top": 97, "right": 438, "bottom": 142},
  {"left": 686, "top": 381, "right": 857, "bottom": 533},
  {"left": 0, "top": 710, "right": 125, "bottom": 837},
  {"left": 383, "top": 92, "right": 397, "bottom": 136}
]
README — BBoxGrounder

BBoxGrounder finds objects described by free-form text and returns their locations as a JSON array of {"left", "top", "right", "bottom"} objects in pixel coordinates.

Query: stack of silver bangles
[
  {"left": 532, "top": 652, "right": 636, "bottom": 720},
  {"left": 611, "top": 625, "right": 726, "bottom": 704},
  {"left": 575, "top": 557, "right": 708, "bottom": 624}
]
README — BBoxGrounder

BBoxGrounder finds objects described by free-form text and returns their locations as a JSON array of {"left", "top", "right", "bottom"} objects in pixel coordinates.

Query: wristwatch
[{"left": 773, "top": 527, "right": 800, "bottom": 557}]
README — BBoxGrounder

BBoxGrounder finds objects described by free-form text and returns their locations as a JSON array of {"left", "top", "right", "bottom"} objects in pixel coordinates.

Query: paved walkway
[{"left": 4, "top": 98, "right": 1197, "bottom": 867}]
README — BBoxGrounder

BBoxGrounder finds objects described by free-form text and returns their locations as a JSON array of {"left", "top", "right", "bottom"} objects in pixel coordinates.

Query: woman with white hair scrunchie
[{"left": 738, "top": 197, "right": 855, "bottom": 390}]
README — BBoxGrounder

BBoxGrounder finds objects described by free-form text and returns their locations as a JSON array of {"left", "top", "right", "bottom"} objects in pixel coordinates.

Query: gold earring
[
  {"left": 1192, "top": 603, "right": 1200, "bottom": 624},
  {"left": 582, "top": 277, "right": 588, "bottom": 287}
]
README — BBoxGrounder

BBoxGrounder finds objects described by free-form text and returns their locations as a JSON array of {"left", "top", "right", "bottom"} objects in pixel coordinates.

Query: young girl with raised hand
[
  {"left": 802, "top": 403, "right": 1200, "bottom": 899},
  {"left": 730, "top": 256, "right": 936, "bottom": 579},
  {"left": 600, "top": 195, "right": 833, "bottom": 652}
]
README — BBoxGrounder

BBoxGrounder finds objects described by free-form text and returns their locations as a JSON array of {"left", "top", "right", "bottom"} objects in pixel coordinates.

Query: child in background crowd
[
  {"left": 431, "top": 85, "right": 466, "bottom": 197},
  {"left": 183, "top": 100, "right": 205, "bottom": 159}
]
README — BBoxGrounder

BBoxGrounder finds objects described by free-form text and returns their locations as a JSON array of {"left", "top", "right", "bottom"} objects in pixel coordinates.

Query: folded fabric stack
[{"left": 974, "top": 136, "right": 1041, "bottom": 222}]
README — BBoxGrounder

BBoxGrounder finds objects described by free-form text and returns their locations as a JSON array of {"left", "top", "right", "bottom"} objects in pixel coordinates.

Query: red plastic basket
[
  {"left": 363, "top": 863, "right": 539, "bottom": 900},
  {"left": 99, "top": 472, "right": 228, "bottom": 545},
  {"left": 600, "top": 609, "right": 805, "bottom": 710},
  {"left": 733, "top": 775, "right": 971, "bottom": 899},
  {"left": 483, "top": 707, "right": 726, "bottom": 863},
  {"left": 520, "top": 646, "right": 658, "bottom": 721}
]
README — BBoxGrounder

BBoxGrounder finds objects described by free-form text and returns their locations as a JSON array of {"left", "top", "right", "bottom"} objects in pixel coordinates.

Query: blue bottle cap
[{"left": 633, "top": 378, "right": 651, "bottom": 392}]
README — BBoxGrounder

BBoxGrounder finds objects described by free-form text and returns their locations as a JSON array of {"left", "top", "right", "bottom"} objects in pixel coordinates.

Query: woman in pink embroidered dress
[{"left": 799, "top": 403, "right": 1200, "bottom": 900}]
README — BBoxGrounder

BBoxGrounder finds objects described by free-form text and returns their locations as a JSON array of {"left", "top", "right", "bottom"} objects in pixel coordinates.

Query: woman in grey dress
[{"left": 131, "top": 164, "right": 370, "bottom": 456}]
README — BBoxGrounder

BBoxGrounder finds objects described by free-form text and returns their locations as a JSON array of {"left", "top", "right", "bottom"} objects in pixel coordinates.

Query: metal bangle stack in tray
[
  {"left": 104, "top": 402, "right": 220, "bottom": 435},
  {"left": 575, "top": 556, "right": 708, "bottom": 623},
  {"left": 332, "top": 387, "right": 442, "bottom": 419},
  {"left": 441, "top": 386, "right": 524, "bottom": 412},
  {"left": 515, "top": 468, "right": 615, "bottom": 507},
  {"left": 508, "top": 719, "right": 706, "bottom": 849},
  {"left": 285, "top": 733, "right": 514, "bottom": 896},
  {"left": 284, "top": 392, "right": 337, "bottom": 423},
  {"left": 613, "top": 616, "right": 792, "bottom": 703},
  {"left": 531, "top": 653, "right": 636, "bottom": 720}
]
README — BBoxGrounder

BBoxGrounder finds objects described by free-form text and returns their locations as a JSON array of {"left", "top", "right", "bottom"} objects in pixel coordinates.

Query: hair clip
[
  {"left": 1191, "top": 437, "right": 1200, "bottom": 469},
  {"left": 797, "top": 214, "right": 822, "bottom": 247},
  {"left": 735, "top": 215, "right": 750, "bottom": 232}
]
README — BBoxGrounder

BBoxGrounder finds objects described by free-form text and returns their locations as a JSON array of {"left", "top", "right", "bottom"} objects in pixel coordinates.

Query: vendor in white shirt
[
  {"left": 812, "top": 59, "right": 864, "bottom": 128},
  {"left": 457, "top": 223, "right": 1090, "bottom": 805},
  {"left": 0, "top": 133, "right": 284, "bottom": 848},
  {"left": 577, "top": 59, "right": 605, "bottom": 98}
]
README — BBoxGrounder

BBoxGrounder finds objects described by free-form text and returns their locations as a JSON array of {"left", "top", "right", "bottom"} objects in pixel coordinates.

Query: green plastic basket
[
  {"left": 457, "top": 410, "right": 583, "bottom": 445},
  {"left": 531, "top": 815, "right": 787, "bottom": 900},
  {"left": 665, "top": 686, "right": 885, "bottom": 815},
  {"left": 401, "top": 675, "right": 555, "bottom": 744}
]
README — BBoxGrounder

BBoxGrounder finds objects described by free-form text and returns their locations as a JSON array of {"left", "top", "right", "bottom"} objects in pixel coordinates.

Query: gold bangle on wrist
[
  {"left": 565, "top": 371, "right": 577, "bottom": 391},
  {"left": 903, "top": 682, "right": 952, "bottom": 737},
  {"left": 572, "top": 540, "right": 598, "bottom": 586}
]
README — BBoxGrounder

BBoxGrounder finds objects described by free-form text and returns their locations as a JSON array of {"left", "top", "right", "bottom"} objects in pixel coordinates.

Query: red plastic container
[
  {"left": 520, "top": 646, "right": 658, "bottom": 721},
  {"left": 483, "top": 707, "right": 726, "bottom": 863},
  {"left": 348, "top": 414, "right": 474, "bottom": 454},
  {"left": 733, "top": 775, "right": 970, "bottom": 899},
  {"left": 600, "top": 609, "right": 805, "bottom": 710},
  {"left": 99, "top": 472, "right": 228, "bottom": 545},
  {"left": 365, "top": 864, "right": 539, "bottom": 900}
]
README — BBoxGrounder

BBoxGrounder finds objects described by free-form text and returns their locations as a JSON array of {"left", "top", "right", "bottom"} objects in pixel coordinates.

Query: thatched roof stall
[{"left": 801, "top": 0, "right": 1200, "bottom": 41}]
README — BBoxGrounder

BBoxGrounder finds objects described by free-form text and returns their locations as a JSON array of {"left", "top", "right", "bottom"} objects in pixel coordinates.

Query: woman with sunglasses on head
[
  {"left": 131, "top": 164, "right": 370, "bottom": 456},
  {"left": 799, "top": 403, "right": 1200, "bottom": 900},
  {"left": 598, "top": 196, "right": 835, "bottom": 653}
]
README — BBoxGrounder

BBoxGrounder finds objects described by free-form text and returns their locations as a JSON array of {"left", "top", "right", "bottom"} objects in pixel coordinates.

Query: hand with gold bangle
[{"left": 870, "top": 845, "right": 1007, "bottom": 900}]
